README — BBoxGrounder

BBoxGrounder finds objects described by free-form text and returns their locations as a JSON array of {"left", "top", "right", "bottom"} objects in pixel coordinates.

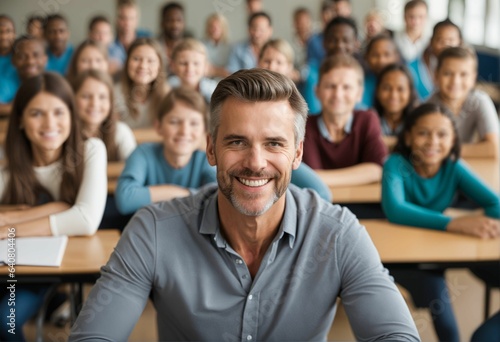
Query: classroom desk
[
  {"left": 133, "top": 128, "right": 161, "bottom": 144},
  {"left": 0, "top": 230, "right": 120, "bottom": 341},
  {"left": 0, "top": 230, "right": 120, "bottom": 278},
  {"left": 330, "top": 157, "right": 500, "bottom": 203},
  {"left": 362, "top": 219, "right": 500, "bottom": 265},
  {"left": 107, "top": 162, "right": 124, "bottom": 179}
]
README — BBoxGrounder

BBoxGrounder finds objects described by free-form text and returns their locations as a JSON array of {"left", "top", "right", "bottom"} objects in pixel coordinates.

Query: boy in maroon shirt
[{"left": 303, "top": 54, "right": 387, "bottom": 186}]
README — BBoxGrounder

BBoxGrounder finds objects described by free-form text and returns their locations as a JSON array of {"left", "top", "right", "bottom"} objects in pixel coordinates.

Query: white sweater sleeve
[
  {"left": 50, "top": 138, "right": 108, "bottom": 236},
  {"left": 115, "top": 121, "right": 137, "bottom": 161}
]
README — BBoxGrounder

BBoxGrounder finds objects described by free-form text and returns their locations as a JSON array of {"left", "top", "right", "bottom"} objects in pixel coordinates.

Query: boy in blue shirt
[
  {"left": 115, "top": 87, "right": 216, "bottom": 215},
  {"left": 44, "top": 14, "right": 74, "bottom": 75}
]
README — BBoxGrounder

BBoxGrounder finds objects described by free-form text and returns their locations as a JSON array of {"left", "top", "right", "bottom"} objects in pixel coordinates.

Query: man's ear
[
  {"left": 206, "top": 134, "right": 216, "bottom": 166},
  {"left": 292, "top": 140, "right": 304, "bottom": 170}
]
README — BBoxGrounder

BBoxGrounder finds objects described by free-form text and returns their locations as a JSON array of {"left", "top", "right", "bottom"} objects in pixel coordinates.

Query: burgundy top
[{"left": 303, "top": 110, "right": 388, "bottom": 169}]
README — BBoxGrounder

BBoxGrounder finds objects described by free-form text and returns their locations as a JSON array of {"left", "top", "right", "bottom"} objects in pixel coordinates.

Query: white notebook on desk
[{"left": 0, "top": 236, "right": 68, "bottom": 267}]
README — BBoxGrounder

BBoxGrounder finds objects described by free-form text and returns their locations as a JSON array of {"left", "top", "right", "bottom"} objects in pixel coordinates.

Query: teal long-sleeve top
[
  {"left": 115, "top": 143, "right": 216, "bottom": 215},
  {"left": 382, "top": 154, "right": 500, "bottom": 230}
]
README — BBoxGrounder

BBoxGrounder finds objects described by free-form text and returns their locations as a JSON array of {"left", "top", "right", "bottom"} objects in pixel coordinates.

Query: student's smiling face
[
  {"left": 156, "top": 101, "right": 205, "bottom": 161},
  {"left": 377, "top": 70, "right": 411, "bottom": 116},
  {"left": 127, "top": 45, "right": 161, "bottom": 85},
  {"left": 75, "top": 77, "right": 111, "bottom": 129},
  {"left": 172, "top": 50, "right": 206, "bottom": 88},
  {"left": 258, "top": 47, "right": 292, "bottom": 77},
  {"left": 435, "top": 57, "right": 476, "bottom": 103},
  {"left": 206, "top": 98, "right": 302, "bottom": 217},
  {"left": 405, "top": 112, "right": 455, "bottom": 170},
  {"left": 22, "top": 91, "right": 71, "bottom": 164},
  {"left": 77, "top": 46, "right": 108, "bottom": 74}
]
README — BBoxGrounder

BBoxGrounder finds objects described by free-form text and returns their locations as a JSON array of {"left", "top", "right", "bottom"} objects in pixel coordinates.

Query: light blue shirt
[
  {"left": 317, "top": 114, "right": 354, "bottom": 141},
  {"left": 115, "top": 143, "right": 216, "bottom": 214},
  {"left": 227, "top": 41, "right": 257, "bottom": 73},
  {"left": 408, "top": 56, "right": 434, "bottom": 101},
  {"left": 46, "top": 45, "right": 74, "bottom": 75}
]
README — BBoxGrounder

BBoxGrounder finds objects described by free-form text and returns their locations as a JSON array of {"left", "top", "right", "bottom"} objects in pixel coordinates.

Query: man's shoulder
[{"left": 287, "top": 185, "right": 357, "bottom": 232}]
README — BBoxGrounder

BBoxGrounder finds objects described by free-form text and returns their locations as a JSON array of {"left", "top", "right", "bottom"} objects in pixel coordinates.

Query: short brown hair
[
  {"left": 436, "top": 46, "right": 477, "bottom": 72},
  {"left": 210, "top": 68, "right": 308, "bottom": 146},
  {"left": 404, "top": 0, "right": 428, "bottom": 13},
  {"left": 157, "top": 87, "right": 209, "bottom": 128},
  {"left": 318, "top": 54, "right": 364, "bottom": 85}
]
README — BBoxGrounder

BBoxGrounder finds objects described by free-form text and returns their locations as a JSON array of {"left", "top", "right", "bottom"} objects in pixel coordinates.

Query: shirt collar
[
  {"left": 199, "top": 188, "right": 297, "bottom": 250},
  {"left": 318, "top": 114, "right": 354, "bottom": 142}
]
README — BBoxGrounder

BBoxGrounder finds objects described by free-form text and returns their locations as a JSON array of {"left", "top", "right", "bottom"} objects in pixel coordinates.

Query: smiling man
[{"left": 69, "top": 69, "right": 419, "bottom": 342}]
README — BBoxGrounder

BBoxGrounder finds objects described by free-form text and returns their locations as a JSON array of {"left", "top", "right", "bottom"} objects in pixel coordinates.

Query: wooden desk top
[
  {"left": 133, "top": 128, "right": 161, "bottom": 145},
  {"left": 0, "top": 230, "right": 120, "bottom": 275},
  {"left": 330, "top": 157, "right": 499, "bottom": 203},
  {"left": 362, "top": 219, "right": 500, "bottom": 263},
  {"left": 107, "top": 162, "right": 124, "bottom": 179}
]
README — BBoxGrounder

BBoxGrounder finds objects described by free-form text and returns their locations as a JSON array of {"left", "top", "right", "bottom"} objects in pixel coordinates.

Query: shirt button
[
  {"left": 248, "top": 294, "right": 253, "bottom": 300},
  {"left": 242, "top": 274, "right": 247, "bottom": 279},
  {"left": 247, "top": 335, "right": 252, "bottom": 341},
  {"left": 236, "top": 259, "right": 243, "bottom": 264}
]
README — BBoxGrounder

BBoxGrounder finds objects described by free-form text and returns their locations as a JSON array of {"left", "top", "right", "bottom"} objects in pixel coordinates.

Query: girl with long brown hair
[
  {"left": 113, "top": 37, "right": 170, "bottom": 128},
  {"left": 0, "top": 72, "right": 107, "bottom": 238},
  {"left": 73, "top": 69, "right": 136, "bottom": 161},
  {"left": 0, "top": 72, "right": 107, "bottom": 342}
]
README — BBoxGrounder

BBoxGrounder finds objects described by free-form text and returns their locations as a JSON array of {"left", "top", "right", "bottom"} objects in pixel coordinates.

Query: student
[
  {"left": 409, "top": 19, "right": 462, "bottom": 101},
  {"left": 109, "top": 0, "right": 152, "bottom": 70},
  {"left": 361, "top": 34, "right": 401, "bottom": 109},
  {"left": 227, "top": 11, "right": 273, "bottom": 73},
  {"left": 88, "top": 15, "right": 121, "bottom": 75},
  {"left": 428, "top": 46, "right": 499, "bottom": 158},
  {"left": 114, "top": 38, "right": 170, "bottom": 129},
  {"left": 393, "top": 0, "right": 430, "bottom": 63},
  {"left": 27, "top": 15, "right": 45, "bottom": 39},
  {"left": 361, "top": 9, "right": 393, "bottom": 51},
  {"left": 0, "top": 73, "right": 107, "bottom": 341},
  {"left": 168, "top": 38, "right": 218, "bottom": 104},
  {"left": 44, "top": 14, "right": 74, "bottom": 76},
  {"left": 0, "top": 15, "right": 16, "bottom": 115},
  {"left": 303, "top": 54, "right": 387, "bottom": 187},
  {"left": 66, "top": 40, "right": 109, "bottom": 84},
  {"left": 258, "top": 39, "right": 332, "bottom": 202},
  {"left": 381, "top": 102, "right": 500, "bottom": 342},
  {"left": 69, "top": 68, "right": 419, "bottom": 342},
  {"left": 306, "top": 0, "right": 335, "bottom": 67},
  {"left": 0, "top": 36, "right": 47, "bottom": 114},
  {"left": 73, "top": 69, "right": 136, "bottom": 161},
  {"left": 158, "top": 2, "right": 190, "bottom": 75},
  {"left": 202, "top": 13, "right": 231, "bottom": 79},
  {"left": 304, "top": 16, "right": 363, "bottom": 114},
  {"left": 115, "top": 87, "right": 216, "bottom": 215},
  {"left": 291, "top": 7, "right": 312, "bottom": 89},
  {"left": 373, "top": 63, "right": 418, "bottom": 149}
]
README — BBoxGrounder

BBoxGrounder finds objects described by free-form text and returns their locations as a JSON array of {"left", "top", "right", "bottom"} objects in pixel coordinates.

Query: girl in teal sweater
[{"left": 382, "top": 102, "right": 500, "bottom": 342}]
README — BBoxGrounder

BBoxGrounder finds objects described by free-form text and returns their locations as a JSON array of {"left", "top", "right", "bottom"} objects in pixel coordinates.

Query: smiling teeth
[{"left": 239, "top": 178, "right": 269, "bottom": 187}]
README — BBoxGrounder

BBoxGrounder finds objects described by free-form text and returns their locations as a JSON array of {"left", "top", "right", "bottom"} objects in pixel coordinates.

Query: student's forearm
[
  {"left": 149, "top": 185, "right": 191, "bottom": 203},
  {"left": 316, "top": 163, "right": 382, "bottom": 187},
  {"left": 0, "top": 217, "right": 52, "bottom": 239},
  {"left": 0, "top": 103, "right": 12, "bottom": 116},
  {"left": 461, "top": 138, "right": 499, "bottom": 159},
  {"left": 1, "top": 202, "right": 71, "bottom": 226}
]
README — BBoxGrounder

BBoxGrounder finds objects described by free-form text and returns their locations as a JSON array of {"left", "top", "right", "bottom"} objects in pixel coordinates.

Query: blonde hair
[
  {"left": 259, "top": 38, "right": 295, "bottom": 65},
  {"left": 171, "top": 38, "right": 207, "bottom": 61},
  {"left": 204, "top": 13, "right": 229, "bottom": 44}
]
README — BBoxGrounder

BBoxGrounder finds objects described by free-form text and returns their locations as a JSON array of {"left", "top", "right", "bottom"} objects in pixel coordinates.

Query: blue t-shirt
[
  {"left": 46, "top": 45, "right": 74, "bottom": 75},
  {"left": 382, "top": 153, "right": 500, "bottom": 230},
  {"left": 360, "top": 72, "right": 376, "bottom": 110},
  {"left": 0, "top": 69, "right": 20, "bottom": 103},
  {"left": 115, "top": 143, "right": 216, "bottom": 214}
]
